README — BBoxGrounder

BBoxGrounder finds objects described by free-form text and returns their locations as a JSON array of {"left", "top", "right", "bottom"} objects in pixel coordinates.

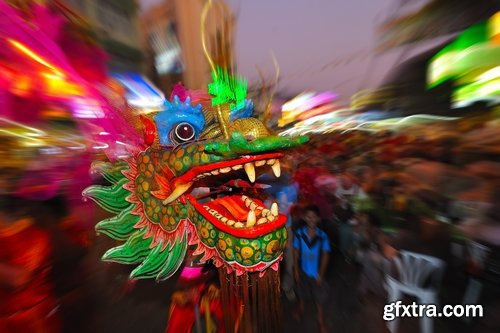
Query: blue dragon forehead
[{"left": 153, "top": 95, "right": 205, "bottom": 145}]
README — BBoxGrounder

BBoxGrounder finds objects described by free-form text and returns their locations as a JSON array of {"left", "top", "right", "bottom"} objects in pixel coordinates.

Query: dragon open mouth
[{"left": 163, "top": 153, "right": 286, "bottom": 238}]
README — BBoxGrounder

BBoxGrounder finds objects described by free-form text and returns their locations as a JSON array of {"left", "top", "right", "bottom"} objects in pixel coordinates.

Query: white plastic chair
[{"left": 386, "top": 251, "right": 446, "bottom": 333}]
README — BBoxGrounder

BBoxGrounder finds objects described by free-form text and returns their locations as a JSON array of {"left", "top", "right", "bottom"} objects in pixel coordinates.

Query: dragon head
[{"left": 84, "top": 79, "right": 307, "bottom": 279}]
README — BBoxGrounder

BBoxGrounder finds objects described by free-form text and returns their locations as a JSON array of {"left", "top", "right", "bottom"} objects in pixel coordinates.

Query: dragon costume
[
  {"left": 84, "top": 77, "right": 307, "bottom": 331},
  {"left": 85, "top": 89, "right": 307, "bottom": 271},
  {"left": 82, "top": 0, "right": 311, "bottom": 329}
]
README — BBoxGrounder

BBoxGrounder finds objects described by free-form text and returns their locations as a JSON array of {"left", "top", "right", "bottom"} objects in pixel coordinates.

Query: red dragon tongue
[
  {"left": 214, "top": 195, "right": 249, "bottom": 221},
  {"left": 202, "top": 194, "right": 280, "bottom": 229}
]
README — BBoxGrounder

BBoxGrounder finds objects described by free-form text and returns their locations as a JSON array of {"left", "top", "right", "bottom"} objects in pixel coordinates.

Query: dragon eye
[{"left": 172, "top": 122, "right": 195, "bottom": 143}]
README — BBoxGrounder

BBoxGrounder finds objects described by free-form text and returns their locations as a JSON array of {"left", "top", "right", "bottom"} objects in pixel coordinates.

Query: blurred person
[
  {"left": 461, "top": 188, "right": 500, "bottom": 247},
  {"left": 385, "top": 183, "right": 410, "bottom": 229},
  {"left": 165, "top": 260, "right": 225, "bottom": 333},
  {"left": 335, "top": 172, "right": 364, "bottom": 205},
  {"left": 337, "top": 202, "right": 355, "bottom": 260},
  {"left": 357, "top": 165, "right": 377, "bottom": 193},
  {"left": 358, "top": 212, "right": 395, "bottom": 299},
  {"left": 293, "top": 161, "right": 332, "bottom": 219},
  {"left": 293, "top": 205, "right": 330, "bottom": 333},
  {"left": 348, "top": 212, "right": 371, "bottom": 263},
  {"left": 334, "top": 173, "right": 363, "bottom": 259},
  {"left": 384, "top": 190, "right": 451, "bottom": 264},
  {"left": 391, "top": 185, "right": 407, "bottom": 213},
  {"left": 0, "top": 196, "right": 61, "bottom": 333},
  {"left": 458, "top": 188, "right": 500, "bottom": 309}
]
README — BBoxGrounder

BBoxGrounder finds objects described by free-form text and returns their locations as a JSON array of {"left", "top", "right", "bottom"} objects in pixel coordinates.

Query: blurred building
[
  {"left": 428, "top": 12, "right": 500, "bottom": 109},
  {"left": 371, "top": 0, "right": 499, "bottom": 116},
  {"left": 63, "top": 0, "right": 144, "bottom": 72},
  {"left": 140, "top": 0, "right": 235, "bottom": 93},
  {"left": 140, "top": 0, "right": 183, "bottom": 94}
]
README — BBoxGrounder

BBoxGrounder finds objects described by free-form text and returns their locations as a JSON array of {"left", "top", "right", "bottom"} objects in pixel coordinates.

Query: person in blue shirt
[{"left": 293, "top": 204, "right": 330, "bottom": 333}]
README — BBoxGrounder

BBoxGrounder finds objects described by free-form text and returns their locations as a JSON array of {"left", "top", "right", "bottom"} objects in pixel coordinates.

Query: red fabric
[
  {"left": 165, "top": 303, "right": 196, "bottom": 333},
  {"left": 165, "top": 284, "right": 226, "bottom": 333},
  {"left": 0, "top": 223, "right": 60, "bottom": 333}
]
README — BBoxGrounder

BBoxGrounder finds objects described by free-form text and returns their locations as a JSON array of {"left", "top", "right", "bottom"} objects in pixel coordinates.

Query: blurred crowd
[{"left": 278, "top": 111, "right": 500, "bottom": 331}]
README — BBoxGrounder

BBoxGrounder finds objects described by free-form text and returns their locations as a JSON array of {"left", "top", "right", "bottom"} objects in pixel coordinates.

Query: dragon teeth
[
  {"left": 201, "top": 202, "right": 275, "bottom": 228},
  {"left": 242, "top": 195, "right": 259, "bottom": 211},
  {"left": 194, "top": 159, "right": 280, "bottom": 183},
  {"left": 260, "top": 207, "right": 277, "bottom": 221},
  {"left": 255, "top": 160, "right": 266, "bottom": 167},
  {"left": 246, "top": 210, "right": 256, "bottom": 227},
  {"left": 257, "top": 217, "right": 267, "bottom": 225},
  {"left": 162, "top": 182, "right": 193, "bottom": 205},
  {"left": 244, "top": 163, "right": 255, "bottom": 183},
  {"left": 219, "top": 167, "right": 231, "bottom": 173},
  {"left": 271, "top": 160, "right": 281, "bottom": 178},
  {"left": 262, "top": 208, "right": 271, "bottom": 217},
  {"left": 271, "top": 202, "right": 279, "bottom": 216}
]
